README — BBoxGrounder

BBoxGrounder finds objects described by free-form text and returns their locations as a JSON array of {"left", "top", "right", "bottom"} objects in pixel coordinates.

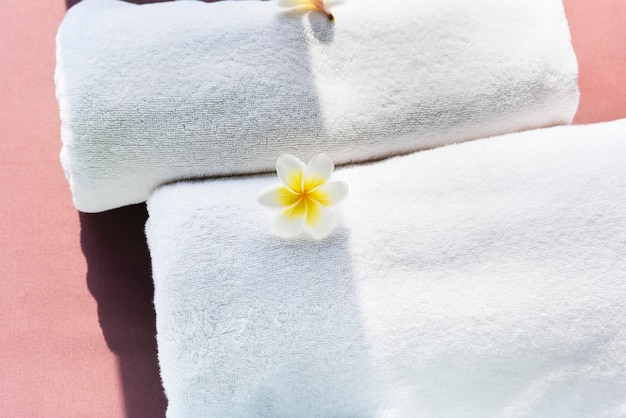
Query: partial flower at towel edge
[
  {"left": 257, "top": 153, "right": 348, "bottom": 240},
  {"left": 277, "top": 0, "right": 335, "bottom": 22}
]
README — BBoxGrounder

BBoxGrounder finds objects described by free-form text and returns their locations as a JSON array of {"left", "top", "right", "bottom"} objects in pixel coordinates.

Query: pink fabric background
[{"left": 1, "top": 1, "right": 624, "bottom": 416}]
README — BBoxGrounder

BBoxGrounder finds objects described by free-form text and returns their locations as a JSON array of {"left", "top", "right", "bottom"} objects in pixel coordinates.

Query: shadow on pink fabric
[{"left": 79, "top": 204, "right": 167, "bottom": 417}]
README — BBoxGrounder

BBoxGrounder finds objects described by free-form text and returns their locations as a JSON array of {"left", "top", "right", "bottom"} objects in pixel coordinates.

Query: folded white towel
[
  {"left": 56, "top": 0, "right": 579, "bottom": 212},
  {"left": 146, "top": 119, "right": 626, "bottom": 417}
]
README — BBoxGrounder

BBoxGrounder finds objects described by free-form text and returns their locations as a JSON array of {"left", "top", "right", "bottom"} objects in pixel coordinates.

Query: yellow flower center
[{"left": 277, "top": 176, "right": 331, "bottom": 226}]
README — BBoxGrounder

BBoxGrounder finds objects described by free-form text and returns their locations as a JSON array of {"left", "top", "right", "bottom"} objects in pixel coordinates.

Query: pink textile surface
[{"left": 0, "top": 0, "right": 624, "bottom": 416}]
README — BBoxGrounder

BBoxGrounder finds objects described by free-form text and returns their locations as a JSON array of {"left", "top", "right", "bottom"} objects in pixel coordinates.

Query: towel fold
[
  {"left": 56, "top": 0, "right": 578, "bottom": 212},
  {"left": 146, "top": 119, "right": 626, "bottom": 417}
]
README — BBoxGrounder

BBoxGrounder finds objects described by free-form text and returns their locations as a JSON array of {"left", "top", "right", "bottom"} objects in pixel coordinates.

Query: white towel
[
  {"left": 56, "top": 0, "right": 579, "bottom": 212},
  {"left": 146, "top": 119, "right": 626, "bottom": 417}
]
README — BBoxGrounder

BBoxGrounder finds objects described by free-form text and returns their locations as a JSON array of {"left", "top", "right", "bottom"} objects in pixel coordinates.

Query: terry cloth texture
[
  {"left": 56, "top": 0, "right": 579, "bottom": 212},
  {"left": 145, "top": 119, "right": 626, "bottom": 417}
]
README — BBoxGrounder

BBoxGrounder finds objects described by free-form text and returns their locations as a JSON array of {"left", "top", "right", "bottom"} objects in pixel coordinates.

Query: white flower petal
[
  {"left": 303, "top": 153, "right": 334, "bottom": 190},
  {"left": 272, "top": 209, "right": 306, "bottom": 238},
  {"left": 276, "top": 154, "right": 306, "bottom": 193},
  {"left": 305, "top": 201, "right": 336, "bottom": 240},
  {"left": 277, "top": 0, "right": 313, "bottom": 7},
  {"left": 309, "top": 180, "right": 348, "bottom": 207},
  {"left": 257, "top": 184, "right": 300, "bottom": 209}
]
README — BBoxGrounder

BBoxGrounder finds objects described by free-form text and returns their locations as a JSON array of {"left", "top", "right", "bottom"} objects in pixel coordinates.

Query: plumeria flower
[
  {"left": 277, "top": 0, "right": 335, "bottom": 22},
  {"left": 258, "top": 153, "right": 348, "bottom": 239}
]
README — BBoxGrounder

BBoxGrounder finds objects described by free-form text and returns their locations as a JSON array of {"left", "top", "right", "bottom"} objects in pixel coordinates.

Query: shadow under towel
[
  {"left": 56, "top": 0, "right": 579, "bottom": 212},
  {"left": 146, "top": 119, "right": 626, "bottom": 417}
]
